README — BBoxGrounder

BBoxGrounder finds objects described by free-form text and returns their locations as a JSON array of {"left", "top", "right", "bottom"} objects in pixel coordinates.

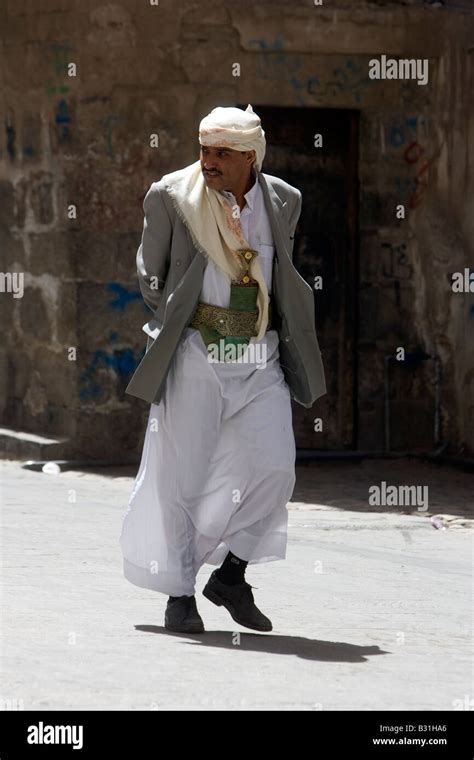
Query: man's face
[{"left": 200, "top": 144, "right": 255, "bottom": 192}]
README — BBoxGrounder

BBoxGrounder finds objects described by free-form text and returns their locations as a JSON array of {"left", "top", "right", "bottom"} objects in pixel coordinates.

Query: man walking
[{"left": 120, "top": 104, "right": 326, "bottom": 634}]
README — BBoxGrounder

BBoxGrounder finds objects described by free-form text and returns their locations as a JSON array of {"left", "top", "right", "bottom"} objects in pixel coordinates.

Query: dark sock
[
  {"left": 168, "top": 594, "right": 193, "bottom": 603},
  {"left": 215, "top": 551, "right": 248, "bottom": 585}
]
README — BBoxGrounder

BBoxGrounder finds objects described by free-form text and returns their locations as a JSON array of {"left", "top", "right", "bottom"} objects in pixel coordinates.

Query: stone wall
[{"left": 0, "top": 0, "right": 472, "bottom": 458}]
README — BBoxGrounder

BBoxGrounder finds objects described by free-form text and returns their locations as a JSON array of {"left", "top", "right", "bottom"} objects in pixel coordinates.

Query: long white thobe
[{"left": 120, "top": 175, "right": 296, "bottom": 596}]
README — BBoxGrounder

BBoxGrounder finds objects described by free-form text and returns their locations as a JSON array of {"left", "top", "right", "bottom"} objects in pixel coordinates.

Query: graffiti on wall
[
  {"left": 55, "top": 99, "right": 72, "bottom": 140},
  {"left": 305, "top": 59, "right": 371, "bottom": 104},
  {"left": 386, "top": 115, "right": 434, "bottom": 209},
  {"left": 79, "top": 331, "right": 144, "bottom": 401},
  {"left": 248, "top": 36, "right": 371, "bottom": 105},
  {"left": 388, "top": 116, "right": 420, "bottom": 148},
  {"left": 47, "top": 43, "right": 73, "bottom": 140},
  {"left": 107, "top": 282, "right": 143, "bottom": 310},
  {"left": 79, "top": 285, "right": 147, "bottom": 399},
  {"left": 381, "top": 242, "right": 413, "bottom": 281}
]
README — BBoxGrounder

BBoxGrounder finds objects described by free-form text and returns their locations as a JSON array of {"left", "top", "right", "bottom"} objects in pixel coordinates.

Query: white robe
[{"left": 120, "top": 198, "right": 296, "bottom": 597}]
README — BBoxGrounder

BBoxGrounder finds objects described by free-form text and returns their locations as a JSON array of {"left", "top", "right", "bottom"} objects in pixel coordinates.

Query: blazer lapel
[{"left": 257, "top": 171, "right": 290, "bottom": 268}]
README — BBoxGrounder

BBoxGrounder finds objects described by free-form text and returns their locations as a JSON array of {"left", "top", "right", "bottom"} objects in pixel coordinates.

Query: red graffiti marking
[
  {"left": 400, "top": 142, "right": 431, "bottom": 209},
  {"left": 404, "top": 141, "right": 424, "bottom": 164},
  {"left": 409, "top": 158, "right": 431, "bottom": 209}
]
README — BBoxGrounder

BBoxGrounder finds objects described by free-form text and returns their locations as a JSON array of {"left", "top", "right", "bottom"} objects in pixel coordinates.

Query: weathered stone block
[
  {"left": 19, "top": 286, "right": 51, "bottom": 342},
  {"left": 28, "top": 232, "right": 74, "bottom": 277},
  {"left": 33, "top": 345, "right": 77, "bottom": 407},
  {"left": 30, "top": 171, "right": 55, "bottom": 225},
  {"left": 22, "top": 111, "right": 42, "bottom": 161},
  {"left": 0, "top": 182, "right": 15, "bottom": 226}
]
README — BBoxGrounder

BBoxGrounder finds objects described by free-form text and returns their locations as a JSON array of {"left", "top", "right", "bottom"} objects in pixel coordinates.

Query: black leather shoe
[
  {"left": 165, "top": 595, "right": 205, "bottom": 633},
  {"left": 202, "top": 570, "right": 272, "bottom": 631}
]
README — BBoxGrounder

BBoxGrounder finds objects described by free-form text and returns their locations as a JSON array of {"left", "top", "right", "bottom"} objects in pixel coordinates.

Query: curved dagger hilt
[{"left": 234, "top": 248, "right": 259, "bottom": 285}]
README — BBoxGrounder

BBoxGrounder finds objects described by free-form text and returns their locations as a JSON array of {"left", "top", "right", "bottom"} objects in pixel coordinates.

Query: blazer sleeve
[
  {"left": 136, "top": 182, "right": 172, "bottom": 313},
  {"left": 287, "top": 189, "right": 302, "bottom": 259}
]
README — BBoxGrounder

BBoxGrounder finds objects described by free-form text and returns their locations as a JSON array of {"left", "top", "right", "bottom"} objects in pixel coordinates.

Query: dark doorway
[{"left": 243, "top": 105, "right": 359, "bottom": 450}]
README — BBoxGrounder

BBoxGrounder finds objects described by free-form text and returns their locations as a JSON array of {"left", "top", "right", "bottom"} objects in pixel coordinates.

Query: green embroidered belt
[
  {"left": 189, "top": 247, "right": 273, "bottom": 351},
  {"left": 190, "top": 293, "right": 273, "bottom": 341}
]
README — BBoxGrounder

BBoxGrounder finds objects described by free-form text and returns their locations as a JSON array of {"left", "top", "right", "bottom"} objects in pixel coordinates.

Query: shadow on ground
[{"left": 135, "top": 625, "right": 390, "bottom": 663}]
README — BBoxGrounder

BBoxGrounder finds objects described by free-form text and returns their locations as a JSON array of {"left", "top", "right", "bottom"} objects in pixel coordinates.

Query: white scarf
[{"left": 161, "top": 105, "right": 269, "bottom": 341}]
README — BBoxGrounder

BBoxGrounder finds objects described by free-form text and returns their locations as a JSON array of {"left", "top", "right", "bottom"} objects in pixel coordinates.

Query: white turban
[{"left": 199, "top": 104, "right": 266, "bottom": 171}]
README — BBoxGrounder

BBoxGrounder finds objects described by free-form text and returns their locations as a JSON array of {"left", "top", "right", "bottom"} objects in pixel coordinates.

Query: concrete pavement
[{"left": 0, "top": 458, "right": 472, "bottom": 711}]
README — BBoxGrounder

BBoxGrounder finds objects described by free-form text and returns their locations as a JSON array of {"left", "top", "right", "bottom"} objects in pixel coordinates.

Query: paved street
[{"left": 1, "top": 458, "right": 472, "bottom": 711}]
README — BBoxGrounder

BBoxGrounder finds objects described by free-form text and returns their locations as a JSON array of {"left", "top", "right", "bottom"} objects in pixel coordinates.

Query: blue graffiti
[
  {"left": 107, "top": 282, "right": 142, "bottom": 310},
  {"left": 248, "top": 38, "right": 371, "bottom": 105},
  {"left": 387, "top": 116, "right": 427, "bottom": 149},
  {"left": 389, "top": 127, "right": 405, "bottom": 148},
  {"left": 311, "top": 59, "right": 371, "bottom": 104},
  {"left": 406, "top": 116, "right": 419, "bottom": 131},
  {"left": 248, "top": 35, "right": 309, "bottom": 105},
  {"left": 394, "top": 175, "right": 418, "bottom": 197},
  {"left": 55, "top": 98, "right": 71, "bottom": 139},
  {"left": 248, "top": 34, "right": 285, "bottom": 51},
  {"left": 79, "top": 332, "right": 145, "bottom": 400}
]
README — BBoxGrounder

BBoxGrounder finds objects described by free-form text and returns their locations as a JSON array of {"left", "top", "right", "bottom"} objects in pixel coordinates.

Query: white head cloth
[{"left": 199, "top": 104, "right": 266, "bottom": 170}]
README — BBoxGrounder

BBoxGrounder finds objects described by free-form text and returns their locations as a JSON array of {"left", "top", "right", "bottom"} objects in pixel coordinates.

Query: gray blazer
[{"left": 125, "top": 167, "right": 327, "bottom": 408}]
